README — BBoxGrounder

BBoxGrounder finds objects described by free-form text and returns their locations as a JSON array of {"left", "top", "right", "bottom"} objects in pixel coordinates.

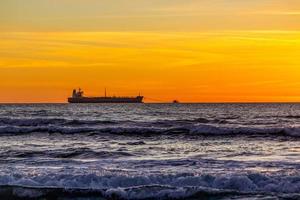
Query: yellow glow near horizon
[
  {"left": 0, "top": 0, "right": 300, "bottom": 102},
  {"left": 0, "top": 31, "right": 300, "bottom": 103}
]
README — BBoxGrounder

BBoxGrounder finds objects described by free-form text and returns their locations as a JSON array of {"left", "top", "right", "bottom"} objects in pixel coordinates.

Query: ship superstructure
[{"left": 68, "top": 88, "right": 144, "bottom": 103}]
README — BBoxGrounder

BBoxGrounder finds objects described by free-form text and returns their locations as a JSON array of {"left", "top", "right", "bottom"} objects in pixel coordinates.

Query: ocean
[{"left": 0, "top": 103, "right": 299, "bottom": 200}]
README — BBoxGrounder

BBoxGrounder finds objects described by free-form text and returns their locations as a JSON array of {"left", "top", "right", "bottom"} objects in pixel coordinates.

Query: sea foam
[{"left": 0, "top": 172, "right": 299, "bottom": 199}]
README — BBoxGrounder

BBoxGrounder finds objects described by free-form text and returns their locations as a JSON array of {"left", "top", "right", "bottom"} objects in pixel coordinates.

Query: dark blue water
[{"left": 0, "top": 103, "right": 299, "bottom": 199}]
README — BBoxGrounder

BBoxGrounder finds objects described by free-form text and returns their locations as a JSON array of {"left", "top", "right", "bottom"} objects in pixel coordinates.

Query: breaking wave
[
  {"left": 0, "top": 123, "right": 299, "bottom": 137},
  {"left": 0, "top": 173, "right": 299, "bottom": 199}
]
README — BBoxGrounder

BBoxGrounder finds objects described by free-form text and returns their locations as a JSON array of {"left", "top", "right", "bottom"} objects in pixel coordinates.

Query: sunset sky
[{"left": 1, "top": 0, "right": 300, "bottom": 102}]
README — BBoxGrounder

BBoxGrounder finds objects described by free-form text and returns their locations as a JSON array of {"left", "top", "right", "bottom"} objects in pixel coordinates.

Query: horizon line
[{"left": 1, "top": 102, "right": 300, "bottom": 104}]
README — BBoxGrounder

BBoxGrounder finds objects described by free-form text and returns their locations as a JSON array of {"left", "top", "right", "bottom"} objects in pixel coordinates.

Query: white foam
[{"left": 0, "top": 172, "right": 299, "bottom": 199}]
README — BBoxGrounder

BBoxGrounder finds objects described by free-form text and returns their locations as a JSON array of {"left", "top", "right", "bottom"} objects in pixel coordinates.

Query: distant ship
[{"left": 68, "top": 88, "right": 144, "bottom": 103}]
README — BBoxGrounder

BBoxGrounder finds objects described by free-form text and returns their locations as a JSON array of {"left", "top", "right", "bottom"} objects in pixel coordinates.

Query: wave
[
  {"left": 0, "top": 124, "right": 300, "bottom": 137},
  {"left": 1, "top": 148, "right": 134, "bottom": 159},
  {"left": 0, "top": 116, "right": 299, "bottom": 137},
  {"left": 0, "top": 173, "right": 299, "bottom": 199},
  {"left": 0, "top": 117, "right": 117, "bottom": 127},
  {"left": 0, "top": 117, "right": 229, "bottom": 127},
  {"left": 0, "top": 185, "right": 251, "bottom": 200}
]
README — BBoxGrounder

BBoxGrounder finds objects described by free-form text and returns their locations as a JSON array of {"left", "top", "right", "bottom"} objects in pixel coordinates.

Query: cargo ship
[{"left": 68, "top": 88, "right": 144, "bottom": 103}]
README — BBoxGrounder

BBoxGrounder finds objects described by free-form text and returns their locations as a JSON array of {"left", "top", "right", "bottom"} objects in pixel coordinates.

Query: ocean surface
[{"left": 0, "top": 103, "right": 299, "bottom": 200}]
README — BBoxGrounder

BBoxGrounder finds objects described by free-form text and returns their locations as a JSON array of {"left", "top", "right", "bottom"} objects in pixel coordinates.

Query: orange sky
[{"left": 0, "top": 0, "right": 300, "bottom": 103}]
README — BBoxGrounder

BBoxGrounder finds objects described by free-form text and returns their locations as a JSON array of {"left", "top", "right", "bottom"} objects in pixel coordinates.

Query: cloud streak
[{"left": 1, "top": 0, "right": 300, "bottom": 31}]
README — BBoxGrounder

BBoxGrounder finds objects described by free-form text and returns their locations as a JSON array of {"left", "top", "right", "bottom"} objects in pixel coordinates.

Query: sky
[{"left": 0, "top": 0, "right": 300, "bottom": 102}]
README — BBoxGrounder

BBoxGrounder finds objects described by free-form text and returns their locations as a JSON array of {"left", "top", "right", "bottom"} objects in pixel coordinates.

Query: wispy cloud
[
  {"left": 247, "top": 11, "right": 300, "bottom": 16},
  {"left": 154, "top": 0, "right": 300, "bottom": 17}
]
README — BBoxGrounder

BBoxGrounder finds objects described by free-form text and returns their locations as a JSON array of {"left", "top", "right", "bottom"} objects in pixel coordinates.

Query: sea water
[{"left": 0, "top": 103, "right": 299, "bottom": 199}]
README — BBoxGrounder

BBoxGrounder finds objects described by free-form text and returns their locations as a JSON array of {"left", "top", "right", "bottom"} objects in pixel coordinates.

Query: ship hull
[{"left": 68, "top": 97, "right": 143, "bottom": 103}]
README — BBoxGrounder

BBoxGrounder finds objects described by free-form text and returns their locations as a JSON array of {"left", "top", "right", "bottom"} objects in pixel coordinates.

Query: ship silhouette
[{"left": 68, "top": 88, "right": 144, "bottom": 103}]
